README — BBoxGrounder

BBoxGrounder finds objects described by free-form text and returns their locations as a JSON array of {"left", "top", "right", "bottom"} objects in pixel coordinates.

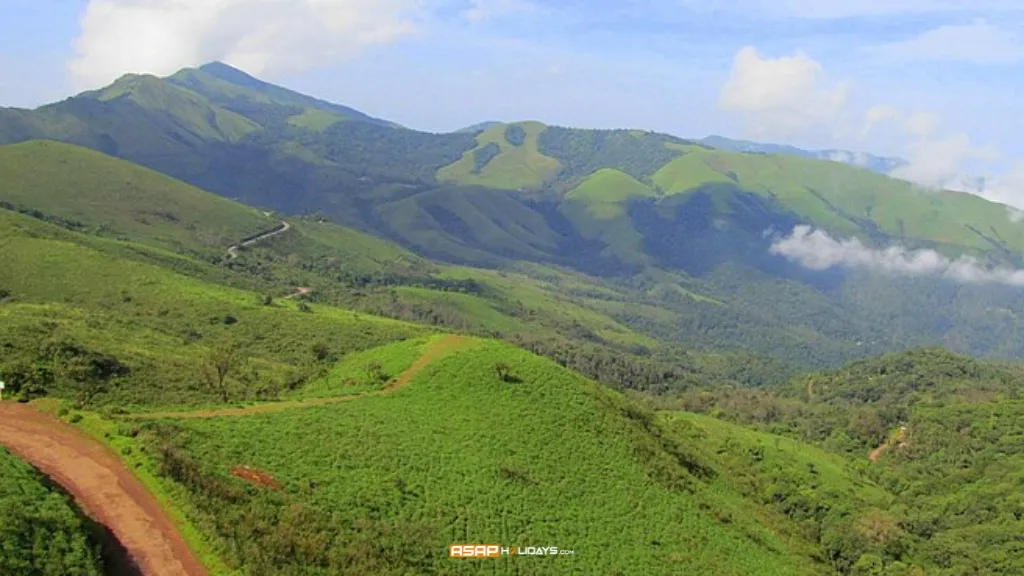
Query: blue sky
[{"left": 3, "top": 0, "right": 1024, "bottom": 204}]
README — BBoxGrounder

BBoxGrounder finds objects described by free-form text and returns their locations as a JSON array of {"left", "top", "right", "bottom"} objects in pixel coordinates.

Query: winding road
[
  {"left": 0, "top": 403, "right": 207, "bottom": 576},
  {"left": 227, "top": 220, "right": 290, "bottom": 260}
]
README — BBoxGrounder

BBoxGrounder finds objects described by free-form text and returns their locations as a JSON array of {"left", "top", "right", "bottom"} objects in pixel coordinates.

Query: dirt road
[
  {"left": 0, "top": 403, "right": 208, "bottom": 576},
  {"left": 227, "top": 221, "right": 290, "bottom": 260}
]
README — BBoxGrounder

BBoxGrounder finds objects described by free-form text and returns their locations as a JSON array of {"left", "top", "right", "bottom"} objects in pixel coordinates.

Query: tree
[
  {"left": 493, "top": 362, "right": 518, "bottom": 383},
  {"left": 202, "top": 342, "right": 242, "bottom": 402}
]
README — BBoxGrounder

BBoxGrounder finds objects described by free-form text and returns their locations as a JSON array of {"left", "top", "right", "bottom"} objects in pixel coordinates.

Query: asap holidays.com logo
[{"left": 449, "top": 544, "right": 573, "bottom": 558}]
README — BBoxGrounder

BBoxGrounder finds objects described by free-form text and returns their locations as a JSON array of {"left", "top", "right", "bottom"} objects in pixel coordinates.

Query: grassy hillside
[
  {"left": 560, "top": 168, "right": 657, "bottom": 264},
  {"left": 436, "top": 122, "right": 561, "bottom": 190},
  {"left": 134, "top": 339, "right": 824, "bottom": 575},
  {"left": 0, "top": 448, "right": 103, "bottom": 575},
  {"left": 0, "top": 140, "right": 276, "bottom": 257}
]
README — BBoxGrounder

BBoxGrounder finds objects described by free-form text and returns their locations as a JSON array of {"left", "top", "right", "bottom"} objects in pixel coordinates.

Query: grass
[
  {"left": 561, "top": 168, "right": 657, "bottom": 264},
  {"left": 92, "top": 74, "right": 259, "bottom": 143},
  {"left": 288, "top": 335, "right": 437, "bottom": 399},
  {"left": 0, "top": 141, "right": 276, "bottom": 257},
  {"left": 142, "top": 339, "right": 822, "bottom": 575},
  {"left": 0, "top": 208, "right": 429, "bottom": 407},
  {"left": 436, "top": 122, "right": 562, "bottom": 190},
  {"left": 651, "top": 145, "right": 1024, "bottom": 256},
  {"left": 286, "top": 109, "right": 345, "bottom": 132}
]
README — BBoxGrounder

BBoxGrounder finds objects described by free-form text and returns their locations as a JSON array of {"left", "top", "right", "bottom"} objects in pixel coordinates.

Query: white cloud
[
  {"left": 945, "top": 162, "right": 1024, "bottom": 213},
  {"left": 890, "top": 132, "right": 1001, "bottom": 189},
  {"left": 718, "top": 46, "right": 850, "bottom": 141},
  {"left": 462, "top": 0, "right": 537, "bottom": 23},
  {"left": 69, "top": 0, "right": 423, "bottom": 89},
  {"left": 870, "top": 19, "right": 1024, "bottom": 64},
  {"left": 772, "top": 225, "right": 1024, "bottom": 286}
]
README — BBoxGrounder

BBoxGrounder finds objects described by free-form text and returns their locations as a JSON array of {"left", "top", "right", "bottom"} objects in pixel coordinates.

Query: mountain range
[{"left": 3, "top": 61, "right": 1024, "bottom": 369}]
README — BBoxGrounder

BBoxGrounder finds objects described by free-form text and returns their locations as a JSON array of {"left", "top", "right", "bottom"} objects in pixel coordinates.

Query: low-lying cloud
[{"left": 771, "top": 225, "right": 1024, "bottom": 286}]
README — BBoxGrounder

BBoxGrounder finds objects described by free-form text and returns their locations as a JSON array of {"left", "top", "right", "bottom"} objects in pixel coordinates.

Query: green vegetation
[
  {"left": 136, "top": 340, "right": 824, "bottom": 575},
  {"left": 0, "top": 448, "right": 103, "bottom": 576},
  {"left": 5, "top": 61, "right": 1024, "bottom": 576},
  {"left": 657, "top": 347, "right": 1024, "bottom": 574},
  {"left": 437, "top": 122, "right": 561, "bottom": 189}
]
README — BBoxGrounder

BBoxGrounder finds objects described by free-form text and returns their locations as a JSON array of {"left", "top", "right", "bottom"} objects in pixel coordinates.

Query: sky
[{"left": 3, "top": 0, "right": 1024, "bottom": 206}]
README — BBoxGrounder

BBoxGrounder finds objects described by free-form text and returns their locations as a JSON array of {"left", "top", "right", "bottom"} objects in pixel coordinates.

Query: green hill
[
  {"left": 436, "top": 121, "right": 561, "bottom": 190},
  {"left": 132, "top": 338, "right": 824, "bottom": 575}
]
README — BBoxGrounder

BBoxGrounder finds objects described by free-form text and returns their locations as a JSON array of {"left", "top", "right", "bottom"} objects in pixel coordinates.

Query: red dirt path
[{"left": 0, "top": 402, "right": 208, "bottom": 576}]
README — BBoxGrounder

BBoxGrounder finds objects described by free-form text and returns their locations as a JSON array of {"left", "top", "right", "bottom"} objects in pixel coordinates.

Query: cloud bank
[
  {"left": 718, "top": 47, "right": 850, "bottom": 142},
  {"left": 771, "top": 225, "right": 1024, "bottom": 286},
  {"left": 69, "top": 0, "right": 424, "bottom": 89}
]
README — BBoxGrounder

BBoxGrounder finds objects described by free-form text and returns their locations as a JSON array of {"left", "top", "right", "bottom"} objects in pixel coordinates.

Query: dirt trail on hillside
[
  {"left": 869, "top": 427, "right": 908, "bottom": 463},
  {"left": 0, "top": 403, "right": 207, "bottom": 576},
  {"left": 285, "top": 287, "right": 312, "bottom": 299},
  {"left": 227, "top": 221, "right": 290, "bottom": 260},
  {"left": 134, "top": 335, "right": 472, "bottom": 420}
]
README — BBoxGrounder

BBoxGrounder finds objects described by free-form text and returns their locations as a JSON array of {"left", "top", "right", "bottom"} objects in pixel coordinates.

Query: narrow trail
[
  {"left": 132, "top": 335, "right": 472, "bottom": 420},
  {"left": 226, "top": 221, "right": 290, "bottom": 260},
  {"left": 869, "top": 426, "right": 908, "bottom": 463},
  {"left": 0, "top": 403, "right": 207, "bottom": 576},
  {"left": 285, "top": 287, "right": 312, "bottom": 300}
]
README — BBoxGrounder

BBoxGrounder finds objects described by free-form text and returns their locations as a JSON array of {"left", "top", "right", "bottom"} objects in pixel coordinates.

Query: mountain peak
[{"left": 195, "top": 61, "right": 268, "bottom": 89}]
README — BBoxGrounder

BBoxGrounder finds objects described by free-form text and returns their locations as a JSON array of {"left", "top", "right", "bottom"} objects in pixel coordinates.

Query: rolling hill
[{"left": 4, "top": 63, "right": 1024, "bottom": 371}]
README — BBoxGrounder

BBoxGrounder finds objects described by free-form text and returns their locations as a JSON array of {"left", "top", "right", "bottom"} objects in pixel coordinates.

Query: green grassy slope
[
  {"left": 0, "top": 208, "right": 429, "bottom": 407},
  {"left": 168, "top": 62, "right": 397, "bottom": 128},
  {"left": 0, "top": 448, "right": 103, "bottom": 575},
  {"left": 0, "top": 141, "right": 276, "bottom": 257},
  {"left": 652, "top": 147, "right": 1024, "bottom": 256},
  {"left": 139, "top": 339, "right": 823, "bottom": 575},
  {"left": 560, "top": 168, "right": 657, "bottom": 264},
  {"left": 436, "top": 122, "right": 561, "bottom": 190}
]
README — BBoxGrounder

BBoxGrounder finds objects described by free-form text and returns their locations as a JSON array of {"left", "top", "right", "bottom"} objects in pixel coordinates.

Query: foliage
[
  {"left": 471, "top": 142, "right": 500, "bottom": 173},
  {"left": 0, "top": 448, "right": 103, "bottom": 576},
  {"left": 657, "top": 348, "right": 1024, "bottom": 574},
  {"left": 138, "top": 341, "right": 824, "bottom": 575}
]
